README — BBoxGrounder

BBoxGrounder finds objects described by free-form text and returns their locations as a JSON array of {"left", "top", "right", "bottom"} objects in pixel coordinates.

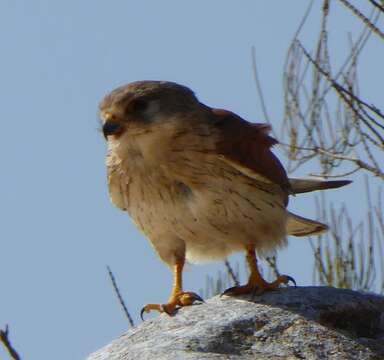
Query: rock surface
[{"left": 87, "top": 287, "right": 384, "bottom": 360}]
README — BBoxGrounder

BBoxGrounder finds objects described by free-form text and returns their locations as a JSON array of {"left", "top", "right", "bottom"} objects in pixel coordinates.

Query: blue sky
[{"left": 1, "top": 1, "right": 383, "bottom": 359}]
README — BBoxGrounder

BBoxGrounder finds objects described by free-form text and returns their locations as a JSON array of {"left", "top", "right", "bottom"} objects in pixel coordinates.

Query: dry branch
[
  {"left": 107, "top": 266, "right": 135, "bottom": 327},
  {"left": 0, "top": 325, "right": 21, "bottom": 360}
]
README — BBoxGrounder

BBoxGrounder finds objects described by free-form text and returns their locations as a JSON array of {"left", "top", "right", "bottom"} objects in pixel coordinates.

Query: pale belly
[
  {"left": 125, "top": 172, "right": 288, "bottom": 264},
  {"left": 175, "top": 179, "right": 287, "bottom": 262}
]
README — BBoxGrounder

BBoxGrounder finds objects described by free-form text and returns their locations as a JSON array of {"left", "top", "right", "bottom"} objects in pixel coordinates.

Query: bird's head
[{"left": 99, "top": 80, "right": 201, "bottom": 141}]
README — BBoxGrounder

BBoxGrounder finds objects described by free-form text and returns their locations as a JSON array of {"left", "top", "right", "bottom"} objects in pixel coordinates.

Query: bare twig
[
  {"left": 337, "top": 0, "right": 384, "bottom": 40},
  {"left": 224, "top": 259, "right": 240, "bottom": 286},
  {"left": 279, "top": 0, "right": 384, "bottom": 180},
  {"left": 292, "top": 0, "right": 316, "bottom": 40},
  {"left": 107, "top": 266, "right": 135, "bottom": 327},
  {"left": 251, "top": 47, "right": 271, "bottom": 125},
  {"left": 296, "top": 41, "right": 384, "bottom": 145},
  {"left": 279, "top": 1, "right": 384, "bottom": 294},
  {"left": 0, "top": 325, "right": 21, "bottom": 360},
  {"left": 308, "top": 146, "right": 383, "bottom": 179},
  {"left": 375, "top": 188, "right": 384, "bottom": 292},
  {"left": 311, "top": 180, "right": 382, "bottom": 293},
  {"left": 369, "top": 0, "right": 384, "bottom": 13},
  {"left": 265, "top": 256, "right": 280, "bottom": 278}
]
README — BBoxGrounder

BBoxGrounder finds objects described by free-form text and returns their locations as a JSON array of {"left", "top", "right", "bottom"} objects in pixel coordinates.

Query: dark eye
[{"left": 131, "top": 98, "right": 148, "bottom": 113}]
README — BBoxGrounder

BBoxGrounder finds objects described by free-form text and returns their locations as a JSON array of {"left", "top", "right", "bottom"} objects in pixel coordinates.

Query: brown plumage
[{"left": 99, "top": 80, "right": 351, "bottom": 317}]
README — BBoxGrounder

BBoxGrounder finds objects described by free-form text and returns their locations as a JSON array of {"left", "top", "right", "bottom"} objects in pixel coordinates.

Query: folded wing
[{"left": 212, "top": 109, "right": 291, "bottom": 204}]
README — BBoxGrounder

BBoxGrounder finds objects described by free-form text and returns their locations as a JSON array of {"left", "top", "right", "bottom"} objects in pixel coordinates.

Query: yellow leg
[
  {"left": 140, "top": 258, "right": 203, "bottom": 319},
  {"left": 223, "top": 245, "right": 295, "bottom": 296}
]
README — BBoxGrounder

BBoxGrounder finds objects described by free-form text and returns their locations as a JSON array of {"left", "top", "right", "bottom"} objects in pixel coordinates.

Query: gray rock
[{"left": 87, "top": 287, "right": 384, "bottom": 360}]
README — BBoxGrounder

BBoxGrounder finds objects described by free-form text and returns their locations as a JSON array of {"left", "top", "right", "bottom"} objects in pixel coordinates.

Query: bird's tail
[
  {"left": 286, "top": 178, "right": 351, "bottom": 236},
  {"left": 286, "top": 212, "right": 328, "bottom": 237},
  {"left": 289, "top": 178, "right": 352, "bottom": 194}
]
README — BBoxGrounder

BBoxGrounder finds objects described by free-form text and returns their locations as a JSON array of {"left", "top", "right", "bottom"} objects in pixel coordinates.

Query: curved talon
[
  {"left": 139, "top": 292, "right": 204, "bottom": 321},
  {"left": 140, "top": 307, "right": 146, "bottom": 321},
  {"left": 222, "top": 247, "right": 297, "bottom": 298},
  {"left": 221, "top": 274, "right": 297, "bottom": 297},
  {"left": 285, "top": 275, "right": 297, "bottom": 287},
  {"left": 221, "top": 286, "right": 236, "bottom": 297},
  {"left": 140, "top": 303, "right": 164, "bottom": 321},
  {"left": 179, "top": 291, "right": 204, "bottom": 305},
  {"left": 221, "top": 285, "right": 253, "bottom": 297}
]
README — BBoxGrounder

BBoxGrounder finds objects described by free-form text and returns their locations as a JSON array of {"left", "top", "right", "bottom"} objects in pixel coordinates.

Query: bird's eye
[{"left": 131, "top": 99, "right": 148, "bottom": 113}]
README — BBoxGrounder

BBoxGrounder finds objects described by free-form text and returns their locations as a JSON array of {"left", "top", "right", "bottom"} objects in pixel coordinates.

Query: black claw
[
  {"left": 220, "top": 287, "right": 236, "bottom": 297},
  {"left": 182, "top": 291, "right": 204, "bottom": 303},
  {"left": 192, "top": 294, "right": 204, "bottom": 303},
  {"left": 286, "top": 275, "right": 297, "bottom": 287},
  {"left": 140, "top": 307, "right": 146, "bottom": 321}
]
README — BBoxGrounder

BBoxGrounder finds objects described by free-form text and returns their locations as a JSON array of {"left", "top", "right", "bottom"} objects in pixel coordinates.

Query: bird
[{"left": 99, "top": 80, "right": 351, "bottom": 318}]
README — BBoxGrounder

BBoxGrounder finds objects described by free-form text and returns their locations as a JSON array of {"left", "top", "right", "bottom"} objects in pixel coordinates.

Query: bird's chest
[
  {"left": 118, "top": 167, "right": 192, "bottom": 238},
  {"left": 110, "top": 149, "right": 286, "bottom": 251}
]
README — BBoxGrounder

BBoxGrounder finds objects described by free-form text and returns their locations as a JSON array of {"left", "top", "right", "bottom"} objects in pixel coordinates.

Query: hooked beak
[
  {"left": 102, "top": 121, "right": 123, "bottom": 139},
  {"left": 102, "top": 112, "right": 125, "bottom": 139}
]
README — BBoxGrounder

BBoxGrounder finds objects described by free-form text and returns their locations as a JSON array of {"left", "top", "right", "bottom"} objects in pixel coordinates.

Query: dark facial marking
[{"left": 131, "top": 98, "right": 149, "bottom": 113}]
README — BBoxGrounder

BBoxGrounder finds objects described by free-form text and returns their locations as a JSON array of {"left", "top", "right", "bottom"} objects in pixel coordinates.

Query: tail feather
[
  {"left": 289, "top": 178, "right": 352, "bottom": 194},
  {"left": 287, "top": 212, "right": 328, "bottom": 237}
]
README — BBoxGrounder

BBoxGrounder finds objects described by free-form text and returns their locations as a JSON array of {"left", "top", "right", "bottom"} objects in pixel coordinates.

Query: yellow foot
[
  {"left": 140, "top": 291, "right": 203, "bottom": 320},
  {"left": 222, "top": 275, "right": 296, "bottom": 296}
]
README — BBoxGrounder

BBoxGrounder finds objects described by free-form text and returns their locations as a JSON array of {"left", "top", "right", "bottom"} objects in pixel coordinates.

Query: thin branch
[
  {"left": 224, "top": 259, "right": 240, "bottom": 286},
  {"left": 0, "top": 325, "right": 21, "bottom": 360},
  {"left": 265, "top": 256, "right": 280, "bottom": 278},
  {"left": 308, "top": 166, "right": 361, "bottom": 178},
  {"left": 278, "top": 140, "right": 384, "bottom": 179},
  {"left": 107, "top": 266, "right": 135, "bottom": 328},
  {"left": 297, "top": 40, "right": 384, "bottom": 121},
  {"left": 293, "top": 0, "right": 316, "bottom": 40},
  {"left": 297, "top": 41, "right": 384, "bottom": 145},
  {"left": 312, "top": 147, "right": 383, "bottom": 179},
  {"left": 251, "top": 47, "right": 271, "bottom": 125},
  {"left": 369, "top": 0, "right": 384, "bottom": 13},
  {"left": 337, "top": 0, "right": 384, "bottom": 40}
]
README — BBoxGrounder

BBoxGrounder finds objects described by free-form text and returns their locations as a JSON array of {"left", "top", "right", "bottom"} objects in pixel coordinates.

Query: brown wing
[{"left": 211, "top": 109, "right": 291, "bottom": 196}]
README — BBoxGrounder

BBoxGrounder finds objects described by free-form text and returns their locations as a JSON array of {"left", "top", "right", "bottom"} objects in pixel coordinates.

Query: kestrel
[{"left": 99, "top": 81, "right": 350, "bottom": 317}]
